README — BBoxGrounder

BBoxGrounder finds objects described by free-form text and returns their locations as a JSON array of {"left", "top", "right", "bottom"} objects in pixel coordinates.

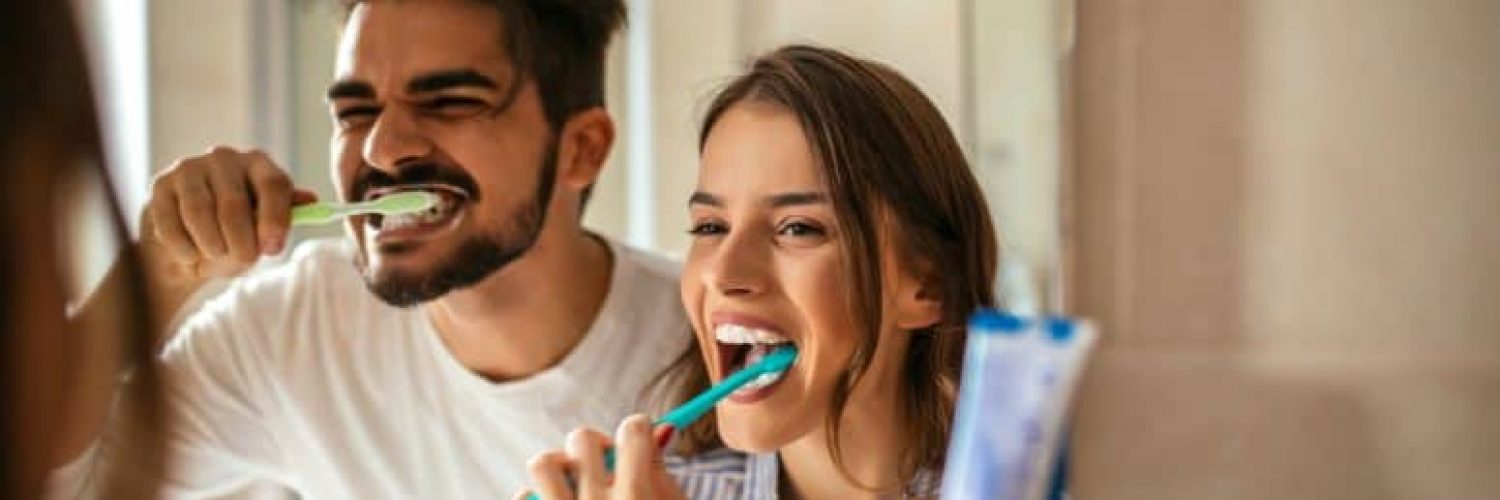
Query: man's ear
[
  {"left": 555, "top": 107, "right": 615, "bottom": 191},
  {"left": 893, "top": 264, "right": 944, "bottom": 331}
]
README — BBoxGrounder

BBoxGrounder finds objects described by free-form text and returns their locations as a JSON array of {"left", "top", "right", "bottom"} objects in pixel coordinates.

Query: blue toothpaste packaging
[{"left": 942, "top": 310, "right": 1096, "bottom": 500}]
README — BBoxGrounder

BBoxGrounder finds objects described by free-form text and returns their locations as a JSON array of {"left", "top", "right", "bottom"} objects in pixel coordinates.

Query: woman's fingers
[
  {"left": 612, "top": 415, "right": 657, "bottom": 498},
  {"left": 530, "top": 421, "right": 675, "bottom": 500},
  {"left": 526, "top": 450, "right": 576, "bottom": 500},
  {"left": 565, "top": 428, "right": 613, "bottom": 499}
]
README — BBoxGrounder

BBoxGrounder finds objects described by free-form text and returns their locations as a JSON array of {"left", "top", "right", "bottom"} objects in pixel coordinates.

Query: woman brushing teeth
[{"left": 521, "top": 45, "right": 998, "bottom": 499}]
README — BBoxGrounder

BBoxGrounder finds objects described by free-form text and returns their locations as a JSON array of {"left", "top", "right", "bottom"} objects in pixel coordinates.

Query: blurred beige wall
[
  {"left": 1069, "top": 0, "right": 1500, "bottom": 498},
  {"left": 149, "top": 0, "right": 258, "bottom": 170}
]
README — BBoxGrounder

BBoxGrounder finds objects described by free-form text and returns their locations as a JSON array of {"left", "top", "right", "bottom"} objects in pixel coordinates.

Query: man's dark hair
[{"left": 341, "top": 0, "right": 627, "bottom": 130}]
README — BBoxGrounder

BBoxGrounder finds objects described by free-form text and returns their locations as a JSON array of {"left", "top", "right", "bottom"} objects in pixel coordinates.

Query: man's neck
[{"left": 423, "top": 227, "right": 613, "bottom": 382}]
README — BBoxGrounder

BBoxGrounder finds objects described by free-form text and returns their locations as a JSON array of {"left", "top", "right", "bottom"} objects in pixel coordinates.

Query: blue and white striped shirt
[{"left": 664, "top": 448, "right": 941, "bottom": 499}]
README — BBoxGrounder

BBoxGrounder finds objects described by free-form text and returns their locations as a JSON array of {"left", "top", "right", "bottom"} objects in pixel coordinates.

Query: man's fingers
[
  {"left": 245, "top": 152, "right": 293, "bottom": 254},
  {"left": 205, "top": 160, "right": 258, "bottom": 263},
  {"left": 176, "top": 174, "right": 228, "bottom": 258},
  {"left": 526, "top": 451, "right": 576, "bottom": 500},
  {"left": 613, "top": 415, "right": 657, "bottom": 498},
  {"left": 292, "top": 188, "right": 319, "bottom": 206},
  {"left": 143, "top": 147, "right": 304, "bottom": 281},
  {"left": 565, "top": 428, "right": 612, "bottom": 499},
  {"left": 148, "top": 184, "right": 198, "bottom": 264}
]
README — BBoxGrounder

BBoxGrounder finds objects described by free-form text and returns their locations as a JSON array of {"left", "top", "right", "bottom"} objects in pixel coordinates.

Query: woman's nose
[{"left": 703, "top": 234, "right": 769, "bottom": 298}]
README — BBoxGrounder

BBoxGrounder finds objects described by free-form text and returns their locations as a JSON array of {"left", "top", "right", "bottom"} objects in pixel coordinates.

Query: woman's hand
[{"left": 516, "top": 414, "right": 685, "bottom": 500}]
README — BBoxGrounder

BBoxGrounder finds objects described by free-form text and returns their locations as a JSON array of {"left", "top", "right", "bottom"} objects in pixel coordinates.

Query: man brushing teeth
[
  {"left": 57, "top": 1, "right": 694, "bottom": 498},
  {"left": 341, "top": 147, "right": 547, "bottom": 307},
  {"left": 361, "top": 183, "right": 468, "bottom": 241}
]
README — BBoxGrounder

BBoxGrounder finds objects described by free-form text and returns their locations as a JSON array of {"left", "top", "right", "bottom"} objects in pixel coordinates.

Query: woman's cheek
[{"left": 789, "top": 254, "right": 861, "bottom": 372}]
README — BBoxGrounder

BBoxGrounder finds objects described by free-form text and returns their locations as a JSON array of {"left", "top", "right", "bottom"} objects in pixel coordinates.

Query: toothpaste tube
[{"left": 942, "top": 310, "right": 1097, "bottom": 500}]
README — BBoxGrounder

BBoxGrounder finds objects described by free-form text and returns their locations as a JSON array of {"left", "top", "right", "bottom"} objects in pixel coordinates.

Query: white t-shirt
[{"left": 58, "top": 237, "right": 693, "bottom": 499}]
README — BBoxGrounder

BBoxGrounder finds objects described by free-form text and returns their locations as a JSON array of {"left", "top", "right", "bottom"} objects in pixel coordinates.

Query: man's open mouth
[
  {"left": 715, "top": 323, "right": 795, "bottom": 395},
  {"left": 363, "top": 184, "right": 470, "bottom": 233}
]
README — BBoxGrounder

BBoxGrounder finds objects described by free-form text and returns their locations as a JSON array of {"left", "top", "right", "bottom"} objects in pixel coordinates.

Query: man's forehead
[{"left": 334, "top": 0, "right": 513, "bottom": 89}]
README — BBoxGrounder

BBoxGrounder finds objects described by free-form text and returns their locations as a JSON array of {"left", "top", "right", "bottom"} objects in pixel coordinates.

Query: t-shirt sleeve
[
  {"left": 150, "top": 285, "right": 291, "bottom": 497},
  {"left": 47, "top": 242, "right": 344, "bottom": 499},
  {"left": 45, "top": 280, "right": 292, "bottom": 499}
]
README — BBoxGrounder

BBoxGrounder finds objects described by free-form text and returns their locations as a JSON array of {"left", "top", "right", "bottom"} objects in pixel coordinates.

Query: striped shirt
[{"left": 664, "top": 448, "right": 941, "bottom": 499}]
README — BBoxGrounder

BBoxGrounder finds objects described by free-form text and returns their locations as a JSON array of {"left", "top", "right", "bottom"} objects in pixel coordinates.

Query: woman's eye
[
  {"left": 776, "top": 221, "right": 825, "bottom": 238},
  {"left": 687, "top": 221, "right": 728, "bottom": 236}
]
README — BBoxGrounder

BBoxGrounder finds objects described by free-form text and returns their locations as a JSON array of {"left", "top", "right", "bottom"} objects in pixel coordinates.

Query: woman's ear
[
  {"left": 893, "top": 263, "right": 943, "bottom": 331},
  {"left": 556, "top": 107, "right": 615, "bottom": 191}
]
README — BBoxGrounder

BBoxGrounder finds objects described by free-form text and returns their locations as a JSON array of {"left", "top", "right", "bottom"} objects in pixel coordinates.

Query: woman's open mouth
[
  {"left": 714, "top": 323, "right": 796, "bottom": 403},
  {"left": 363, "top": 184, "right": 470, "bottom": 242}
]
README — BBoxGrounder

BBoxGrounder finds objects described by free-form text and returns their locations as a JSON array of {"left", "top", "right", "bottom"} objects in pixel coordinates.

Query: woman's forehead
[{"left": 698, "top": 102, "right": 825, "bottom": 200}]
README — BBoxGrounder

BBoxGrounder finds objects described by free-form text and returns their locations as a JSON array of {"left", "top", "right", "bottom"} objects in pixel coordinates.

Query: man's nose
[{"left": 362, "top": 107, "right": 433, "bottom": 173}]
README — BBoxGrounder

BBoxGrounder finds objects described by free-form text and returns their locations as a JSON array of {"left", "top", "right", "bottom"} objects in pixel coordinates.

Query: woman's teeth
[
  {"left": 715, "top": 323, "right": 793, "bottom": 393},
  {"left": 741, "top": 371, "right": 784, "bottom": 391},
  {"left": 714, "top": 324, "right": 790, "bottom": 344}
]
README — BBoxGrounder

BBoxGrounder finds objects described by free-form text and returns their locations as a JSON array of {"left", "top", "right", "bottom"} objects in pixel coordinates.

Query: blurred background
[{"left": 69, "top": 0, "right": 1499, "bottom": 498}]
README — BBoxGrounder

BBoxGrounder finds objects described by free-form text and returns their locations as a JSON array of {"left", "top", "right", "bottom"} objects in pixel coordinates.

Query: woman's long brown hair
[
  {"left": 0, "top": 2, "right": 165, "bottom": 498},
  {"left": 671, "top": 45, "right": 999, "bottom": 490}
]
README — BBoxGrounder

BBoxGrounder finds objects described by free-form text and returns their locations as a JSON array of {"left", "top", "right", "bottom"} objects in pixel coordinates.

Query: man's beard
[{"left": 357, "top": 146, "right": 557, "bottom": 307}]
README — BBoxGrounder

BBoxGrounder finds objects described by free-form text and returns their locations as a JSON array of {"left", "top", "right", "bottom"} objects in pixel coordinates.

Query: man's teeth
[
  {"left": 714, "top": 323, "right": 790, "bottom": 345},
  {"left": 374, "top": 194, "right": 459, "bottom": 230}
]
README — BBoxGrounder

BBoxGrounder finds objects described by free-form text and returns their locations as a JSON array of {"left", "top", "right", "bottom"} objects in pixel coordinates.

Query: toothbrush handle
[
  {"left": 290, "top": 202, "right": 340, "bottom": 226},
  {"left": 657, "top": 363, "right": 768, "bottom": 429}
]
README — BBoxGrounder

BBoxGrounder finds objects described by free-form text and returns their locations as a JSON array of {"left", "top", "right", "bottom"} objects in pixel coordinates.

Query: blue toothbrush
[{"left": 525, "top": 345, "right": 798, "bottom": 499}]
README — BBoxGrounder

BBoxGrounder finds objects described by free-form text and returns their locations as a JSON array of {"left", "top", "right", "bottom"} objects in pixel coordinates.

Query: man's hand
[
  {"left": 142, "top": 146, "right": 317, "bottom": 283},
  {"left": 517, "top": 415, "right": 685, "bottom": 500},
  {"left": 129, "top": 147, "right": 318, "bottom": 340}
]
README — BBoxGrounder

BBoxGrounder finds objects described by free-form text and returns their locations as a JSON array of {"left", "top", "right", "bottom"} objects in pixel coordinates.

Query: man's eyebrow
[
  {"left": 766, "top": 192, "right": 827, "bottom": 207},
  {"left": 327, "top": 79, "right": 375, "bottom": 100},
  {"left": 407, "top": 69, "right": 498, "bottom": 94},
  {"left": 688, "top": 191, "right": 722, "bottom": 207}
]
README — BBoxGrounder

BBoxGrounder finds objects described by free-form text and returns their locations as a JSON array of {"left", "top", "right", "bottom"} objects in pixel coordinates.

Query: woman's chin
[
  {"left": 717, "top": 416, "right": 795, "bottom": 454},
  {"left": 720, "top": 433, "right": 783, "bottom": 455}
]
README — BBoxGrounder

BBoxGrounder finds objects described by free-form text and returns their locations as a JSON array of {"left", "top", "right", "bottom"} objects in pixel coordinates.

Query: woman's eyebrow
[
  {"left": 766, "top": 191, "right": 826, "bottom": 208},
  {"left": 688, "top": 191, "right": 827, "bottom": 208}
]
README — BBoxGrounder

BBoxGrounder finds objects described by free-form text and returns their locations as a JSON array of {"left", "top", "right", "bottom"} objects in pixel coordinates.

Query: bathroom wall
[{"left": 1069, "top": 0, "right": 1500, "bottom": 498}]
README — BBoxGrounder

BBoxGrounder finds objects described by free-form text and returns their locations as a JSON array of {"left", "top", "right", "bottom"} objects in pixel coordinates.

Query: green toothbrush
[
  {"left": 524, "top": 345, "right": 798, "bottom": 500},
  {"left": 290, "top": 191, "right": 440, "bottom": 226}
]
